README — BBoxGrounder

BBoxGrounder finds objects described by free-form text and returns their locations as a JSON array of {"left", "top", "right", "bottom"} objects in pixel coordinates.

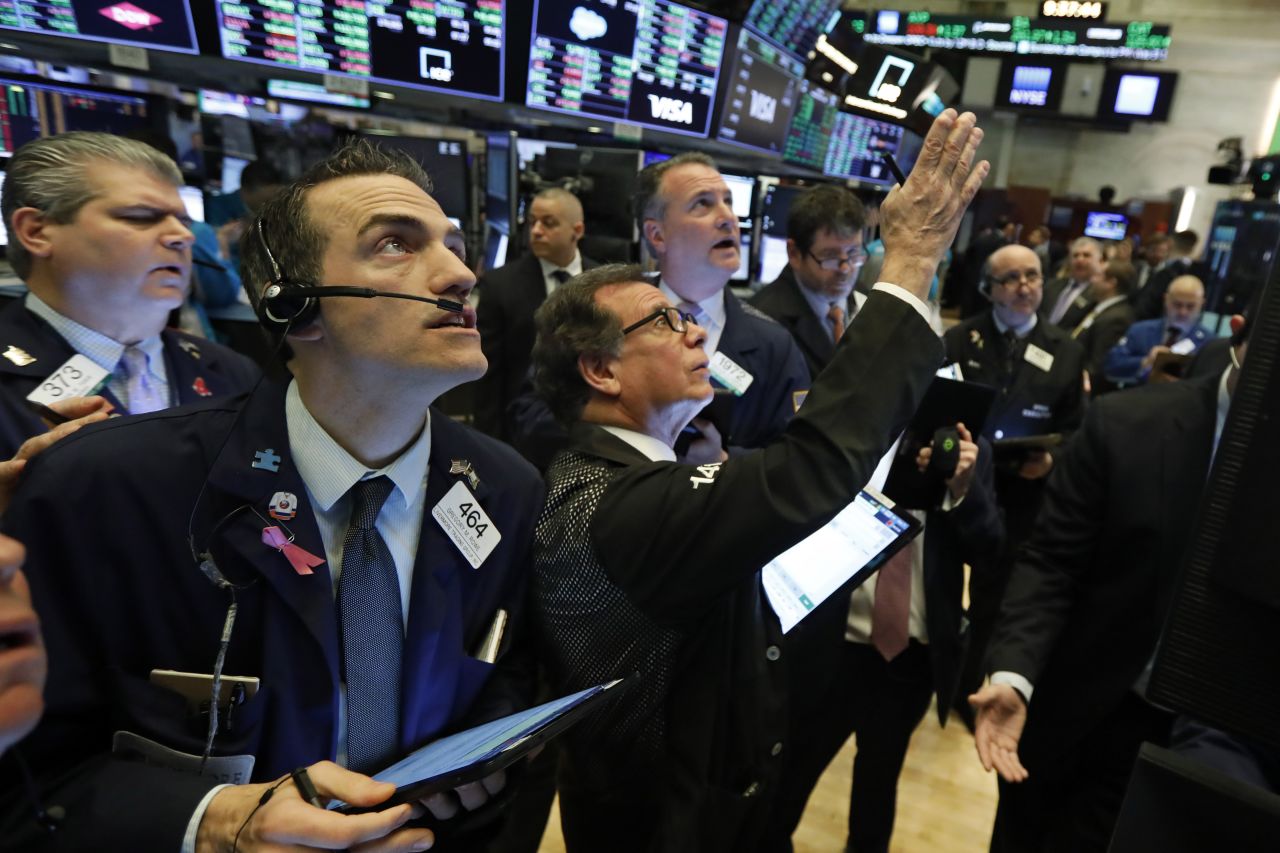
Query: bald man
[
  {"left": 474, "top": 188, "right": 598, "bottom": 441},
  {"left": 1105, "top": 275, "right": 1213, "bottom": 386},
  {"left": 943, "top": 243, "right": 1088, "bottom": 716}
]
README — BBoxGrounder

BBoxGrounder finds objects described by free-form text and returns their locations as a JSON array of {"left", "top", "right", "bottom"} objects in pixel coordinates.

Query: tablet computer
[
  {"left": 762, "top": 486, "right": 923, "bottom": 634},
  {"left": 334, "top": 678, "right": 627, "bottom": 812}
]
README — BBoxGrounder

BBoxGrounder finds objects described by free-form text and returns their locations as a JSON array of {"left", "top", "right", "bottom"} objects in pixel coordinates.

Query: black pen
[
  {"left": 291, "top": 766, "right": 325, "bottom": 808},
  {"left": 882, "top": 152, "right": 908, "bottom": 186}
]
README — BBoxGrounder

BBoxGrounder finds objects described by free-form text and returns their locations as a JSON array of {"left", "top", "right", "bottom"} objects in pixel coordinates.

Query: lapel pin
[
  {"left": 178, "top": 340, "right": 201, "bottom": 359},
  {"left": 192, "top": 377, "right": 212, "bottom": 397},
  {"left": 970, "top": 329, "right": 984, "bottom": 350},
  {"left": 268, "top": 491, "right": 298, "bottom": 521},
  {"left": 3, "top": 345, "right": 36, "bottom": 366},
  {"left": 262, "top": 526, "right": 324, "bottom": 576},
  {"left": 450, "top": 459, "right": 480, "bottom": 490},
  {"left": 252, "top": 448, "right": 282, "bottom": 472}
]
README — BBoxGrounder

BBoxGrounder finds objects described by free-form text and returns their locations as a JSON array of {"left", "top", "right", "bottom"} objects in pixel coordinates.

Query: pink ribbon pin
[{"left": 262, "top": 526, "right": 325, "bottom": 576}]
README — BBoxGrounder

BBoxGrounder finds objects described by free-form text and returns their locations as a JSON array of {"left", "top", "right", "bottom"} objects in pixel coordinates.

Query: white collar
[
  {"left": 285, "top": 380, "right": 432, "bottom": 513},
  {"left": 25, "top": 291, "right": 163, "bottom": 374},
  {"left": 657, "top": 279, "right": 726, "bottom": 330},
  {"left": 992, "top": 310, "right": 1038, "bottom": 338},
  {"left": 537, "top": 251, "right": 583, "bottom": 280},
  {"left": 600, "top": 425, "right": 677, "bottom": 462}
]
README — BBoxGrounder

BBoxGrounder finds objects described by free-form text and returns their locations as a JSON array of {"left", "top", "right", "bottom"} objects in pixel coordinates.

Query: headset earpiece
[{"left": 259, "top": 282, "right": 318, "bottom": 330}]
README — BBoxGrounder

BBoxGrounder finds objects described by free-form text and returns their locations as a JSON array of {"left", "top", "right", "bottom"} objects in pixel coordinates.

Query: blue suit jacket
[
  {"left": 0, "top": 298, "right": 260, "bottom": 458},
  {"left": 0, "top": 381, "right": 542, "bottom": 850},
  {"left": 1104, "top": 317, "right": 1213, "bottom": 386}
]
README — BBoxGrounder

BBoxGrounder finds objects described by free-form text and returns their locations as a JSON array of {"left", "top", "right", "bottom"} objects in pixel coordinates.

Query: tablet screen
[{"left": 763, "top": 487, "right": 919, "bottom": 633}]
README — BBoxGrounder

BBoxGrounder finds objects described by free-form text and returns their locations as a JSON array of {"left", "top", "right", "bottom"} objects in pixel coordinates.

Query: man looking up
[
  {"left": 475, "top": 188, "right": 597, "bottom": 442},
  {"left": 750, "top": 185, "right": 868, "bottom": 379},
  {"left": 1043, "top": 237, "right": 1104, "bottom": 329},
  {"left": 635, "top": 152, "right": 809, "bottom": 452},
  {"left": 529, "top": 109, "right": 988, "bottom": 853},
  {"left": 0, "top": 141, "right": 543, "bottom": 851},
  {"left": 0, "top": 133, "right": 259, "bottom": 457}
]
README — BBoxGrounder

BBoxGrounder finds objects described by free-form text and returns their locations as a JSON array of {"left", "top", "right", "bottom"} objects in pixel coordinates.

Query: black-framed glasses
[
  {"left": 989, "top": 269, "right": 1044, "bottom": 289},
  {"left": 806, "top": 248, "right": 869, "bottom": 272},
  {"left": 623, "top": 306, "right": 696, "bottom": 335}
]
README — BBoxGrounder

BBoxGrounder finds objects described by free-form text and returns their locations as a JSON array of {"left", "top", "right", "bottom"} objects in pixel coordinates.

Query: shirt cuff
[
  {"left": 182, "top": 784, "right": 231, "bottom": 853},
  {"left": 872, "top": 282, "right": 932, "bottom": 326},
  {"left": 990, "top": 671, "right": 1034, "bottom": 704},
  {"left": 940, "top": 489, "right": 965, "bottom": 512}
]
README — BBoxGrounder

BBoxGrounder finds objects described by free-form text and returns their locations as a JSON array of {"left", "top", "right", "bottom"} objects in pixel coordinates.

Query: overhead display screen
[
  {"left": 824, "top": 111, "right": 903, "bottom": 186},
  {"left": 526, "top": 0, "right": 728, "bottom": 139},
  {"left": 0, "top": 0, "right": 198, "bottom": 53},
  {"left": 0, "top": 77, "right": 150, "bottom": 156},
  {"left": 1096, "top": 68, "right": 1177, "bottom": 122},
  {"left": 861, "top": 10, "right": 1171, "bottom": 61},
  {"left": 743, "top": 0, "right": 843, "bottom": 61},
  {"left": 215, "top": 0, "right": 506, "bottom": 101},
  {"left": 716, "top": 29, "right": 803, "bottom": 154},
  {"left": 994, "top": 60, "right": 1065, "bottom": 112},
  {"left": 782, "top": 79, "right": 839, "bottom": 171}
]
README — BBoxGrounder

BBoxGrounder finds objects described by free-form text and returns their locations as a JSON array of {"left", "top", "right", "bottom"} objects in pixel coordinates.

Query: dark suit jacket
[
  {"left": 1071, "top": 297, "right": 1136, "bottom": 392},
  {"left": 1042, "top": 277, "right": 1095, "bottom": 330},
  {"left": 0, "top": 298, "right": 259, "bottom": 458},
  {"left": 749, "top": 264, "right": 856, "bottom": 380},
  {"left": 533, "top": 292, "right": 943, "bottom": 853},
  {"left": 986, "top": 375, "right": 1219, "bottom": 771},
  {"left": 0, "top": 381, "right": 543, "bottom": 850},
  {"left": 473, "top": 252, "right": 597, "bottom": 440}
]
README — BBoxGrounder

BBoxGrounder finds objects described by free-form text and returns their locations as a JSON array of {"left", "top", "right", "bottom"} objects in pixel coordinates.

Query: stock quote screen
[
  {"left": 216, "top": 0, "right": 505, "bottom": 100},
  {"left": 0, "top": 0, "right": 198, "bottom": 53},
  {"left": 781, "top": 79, "right": 839, "bottom": 171},
  {"left": 716, "top": 29, "right": 804, "bottom": 154},
  {"left": 824, "top": 112, "right": 903, "bottom": 186},
  {"left": 526, "top": 0, "right": 728, "bottom": 138},
  {"left": 743, "top": 0, "right": 843, "bottom": 60}
]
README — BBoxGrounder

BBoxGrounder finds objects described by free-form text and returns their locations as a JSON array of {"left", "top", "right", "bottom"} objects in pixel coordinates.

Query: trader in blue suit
[
  {"left": 0, "top": 142, "right": 543, "bottom": 851},
  {"left": 0, "top": 133, "right": 260, "bottom": 458},
  {"left": 635, "top": 152, "right": 810, "bottom": 453},
  {"left": 1104, "top": 274, "right": 1212, "bottom": 386}
]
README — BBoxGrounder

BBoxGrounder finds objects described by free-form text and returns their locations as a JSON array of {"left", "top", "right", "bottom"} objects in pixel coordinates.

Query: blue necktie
[
  {"left": 119, "top": 345, "right": 168, "bottom": 414},
  {"left": 338, "top": 475, "right": 403, "bottom": 773}
]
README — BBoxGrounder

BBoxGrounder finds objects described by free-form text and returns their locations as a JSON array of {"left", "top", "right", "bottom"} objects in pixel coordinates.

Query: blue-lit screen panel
[{"left": 0, "top": 0, "right": 198, "bottom": 53}]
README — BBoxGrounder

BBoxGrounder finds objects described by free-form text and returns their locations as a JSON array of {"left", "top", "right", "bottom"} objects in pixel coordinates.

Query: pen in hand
[
  {"left": 291, "top": 766, "right": 325, "bottom": 809},
  {"left": 882, "top": 152, "right": 908, "bottom": 186}
]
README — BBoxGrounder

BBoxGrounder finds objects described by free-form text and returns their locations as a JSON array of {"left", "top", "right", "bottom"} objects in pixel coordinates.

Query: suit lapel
[
  {"left": 203, "top": 382, "right": 340, "bottom": 688},
  {"left": 0, "top": 300, "right": 128, "bottom": 411},
  {"left": 776, "top": 271, "right": 835, "bottom": 369},
  {"left": 162, "top": 332, "right": 236, "bottom": 404}
]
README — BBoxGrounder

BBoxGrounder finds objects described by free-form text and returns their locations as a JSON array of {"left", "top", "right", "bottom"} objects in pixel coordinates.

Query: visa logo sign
[
  {"left": 648, "top": 95, "right": 693, "bottom": 125},
  {"left": 749, "top": 90, "right": 776, "bottom": 123}
]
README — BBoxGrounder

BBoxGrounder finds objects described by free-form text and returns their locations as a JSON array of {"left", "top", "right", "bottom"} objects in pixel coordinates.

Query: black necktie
[
  {"left": 551, "top": 269, "right": 572, "bottom": 286},
  {"left": 1001, "top": 329, "right": 1022, "bottom": 388},
  {"left": 338, "top": 476, "right": 402, "bottom": 773},
  {"left": 1164, "top": 326, "right": 1181, "bottom": 347}
]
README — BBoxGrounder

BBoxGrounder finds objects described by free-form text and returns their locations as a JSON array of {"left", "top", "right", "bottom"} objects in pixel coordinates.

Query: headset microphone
[{"left": 260, "top": 284, "right": 465, "bottom": 327}]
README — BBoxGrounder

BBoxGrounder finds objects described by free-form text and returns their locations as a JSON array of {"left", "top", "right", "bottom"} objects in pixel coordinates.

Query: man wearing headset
[
  {"left": 942, "top": 243, "right": 1087, "bottom": 721},
  {"left": 0, "top": 141, "right": 543, "bottom": 851}
]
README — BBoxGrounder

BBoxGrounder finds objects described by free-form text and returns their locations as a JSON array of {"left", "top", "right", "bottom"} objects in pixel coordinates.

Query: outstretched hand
[{"left": 970, "top": 683, "right": 1030, "bottom": 783}]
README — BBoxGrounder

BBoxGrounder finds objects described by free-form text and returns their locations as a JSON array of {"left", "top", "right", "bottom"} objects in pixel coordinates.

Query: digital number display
[
  {"left": 743, "top": 0, "right": 843, "bottom": 61},
  {"left": 0, "top": 0, "right": 198, "bottom": 53},
  {"left": 215, "top": 0, "right": 506, "bottom": 101},
  {"left": 782, "top": 80, "right": 839, "bottom": 170},
  {"left": 824, "top": 112, "right": 903, "bottom": 186},
  {"left": 1041, "top": 1, "right": 1106, "bottom": 20},
  {"left": 526, "top": 0, "right": 728, "bottom": 138},
  {"left": 862, "top": 9, "right": 1170, "bottom": 61}
]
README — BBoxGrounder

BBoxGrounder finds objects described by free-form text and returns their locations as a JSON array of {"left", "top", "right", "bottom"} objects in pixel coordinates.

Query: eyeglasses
[
  {"left": 989, "top": 269, "right": 1043, "bottom": 288},
  {"left": 806, "top": 248, "right": 868, "bottom": 272},
  {"left": 622, "top": 306, "right": 696, "bottom": 335}
]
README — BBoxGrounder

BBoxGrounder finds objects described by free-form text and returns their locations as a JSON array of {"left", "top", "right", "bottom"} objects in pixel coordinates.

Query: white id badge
[
  {"left": 1024, "top": 344, "right": 1055, "bottom": 373},
  {"left": 26, "top": 354, "right": 111, "bottom": 407},
  {"left": 432, "top": 481, "right": 502, "bottom": 569},
  {"left": 709, "top": 351, "right": 754, "bottom": 396}
]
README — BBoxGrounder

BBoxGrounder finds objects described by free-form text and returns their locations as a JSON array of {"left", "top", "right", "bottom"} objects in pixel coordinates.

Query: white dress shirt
[
  {"left": 538, "top": 250, "right": 583, "bottom": 297},
  {"left": 658, "top": 279, "right": 728, "bottom": 355},
  {"left": 601, "top": 425, "right": 678, "bottom": 462},
  {"left": 993, "top": 310, "right": 1038, "bottom": 340}
]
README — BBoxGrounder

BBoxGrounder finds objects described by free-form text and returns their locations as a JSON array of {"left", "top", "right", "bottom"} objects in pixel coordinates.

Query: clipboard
[
  {"left": 881, "top": 377, "right": 998, "bottom": 509},
  {"left": 333, "top": 679, "right": 626, "bottom": 813}
]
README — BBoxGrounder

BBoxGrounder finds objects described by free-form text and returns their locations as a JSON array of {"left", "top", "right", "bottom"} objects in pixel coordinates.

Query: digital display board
[
  {"left": 824, "top": 111, "right": 902, "bottom": 186},
  {"left": 861, "top": 10, "right": 1171, "bottom": 61},
  {"left": 1096, "top": 68, "right": 1177, "bottom": 122},
  {"left": 0, "top": 0, "right": 198, "bottom": 54},
  {"left": 215, "top": 0, "right": 506, "bottom": 101},
  {"left": 743, "top": 0, "right": 842, "bottom": 61},
  {"left": 1084, "top": 211, "right": 1127, "bottom": 240},
  {"left": 526, "top": 0, "right": 728, "bottom": 139},
  {"left": 994, "top": 60, "right": 1065, "bottom": 112},
  {"left": 782, "top": 80, "right": 839, "bottom": 171},
  {"left": 0, "top": 77, "right": 150, "bottom": 156},
  {"left": 716, "top": 29, "right": 803, "bottom": 154}
]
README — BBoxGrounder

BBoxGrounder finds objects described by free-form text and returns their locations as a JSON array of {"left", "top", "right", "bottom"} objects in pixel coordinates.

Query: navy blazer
[
  {"left": 1104, "top": 317, "right": 1213, "bottom": 386},
  {"left": 0, "top": 298, "right": 259, "bottom": 457},
  {"left": 0, "top": 381, "right": 543, "bottom": 850}
]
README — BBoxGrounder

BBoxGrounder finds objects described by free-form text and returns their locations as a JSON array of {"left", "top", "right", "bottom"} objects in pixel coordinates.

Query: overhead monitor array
[
  {"left": 743, "top": 0, "right": 843, "bottom": 62},
  {"left": 0, "top": 0, "right": 199, "bottom": 53},
  {"left": 214, "top": 0, "right": 506, "bottom": 100}
]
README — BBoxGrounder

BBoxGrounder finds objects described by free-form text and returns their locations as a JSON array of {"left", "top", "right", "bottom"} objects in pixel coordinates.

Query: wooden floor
[{"left": 537, "top": 698, "right": 999, "bottom": 853}]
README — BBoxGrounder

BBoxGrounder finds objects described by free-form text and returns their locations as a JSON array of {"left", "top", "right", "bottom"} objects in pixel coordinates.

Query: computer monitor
[
  {"left": 0, "top": 0, "right": 198, "bottom": 54},
  {"left": 722, "top": 173, "right": 756, "bottom": 221},
  {"left": 743, "top": 0, "right": 844, "bottom": 63},
  {"left": 715, "top": 30, "right": 805, "bottom": 155},
  {"left": 0, "top": 78, "right": 151, "bottom": 156},
  {"left": 758, "top": 235, "right": 790, "bottom": 284},
  {"left": 824, "top": 112, "right": 903, "bottom": 186},
  {"left": 1097, "top": 69, "right": 1179, "bottom": 123},
  {"left": 760, "top": 183, "right": 807, "bottom": 238},
  {"left": 214, "top": 0, "right": 507, "bottom": 101},
  {"left": 1084, "top": 211, "right": 1129, "bottom": 240},
  {"left": 221, "top": 157, "right": 249, "bottom": 194},
  {"left": 373, "top": 136, "right": 470, "bottom": 221},
  {"left": 526, "top": 0, "right": 729, "bottom": 138},
  {"left": 179, "top": 186, "right": 205, "bottom": 223},
  {"left": 782, "top": 81, "right": 841, "bottom": 171},
  {"left": 994, "top": 61, "right": 1066, "bottom": 113}
]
